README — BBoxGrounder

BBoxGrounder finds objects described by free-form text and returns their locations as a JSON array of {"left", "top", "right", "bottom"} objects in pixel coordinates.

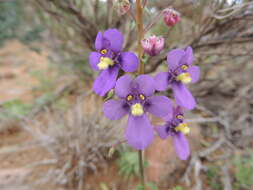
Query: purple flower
[
  {"left": 154, "top": 46, "right": 200, "bottom": 110},
  {"left": 103, "top": 74, "right": 173, "bottom": 150},
  {"left": 141, "top": 35, "right": 164, "bottom": 56},
  {"left": 156, "top": 106, "right": 190, "bottom": 160},
  {"left": 89, "top": 29, "right": 139, "bottom": 96}
]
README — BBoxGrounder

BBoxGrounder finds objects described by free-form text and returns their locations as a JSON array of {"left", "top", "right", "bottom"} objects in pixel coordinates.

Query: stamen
[
  {"left": 175, "top": 123, "right": 190, "bottom": 134},
  {"left": 127, "top": 95, "right": 133, "bottom": 101},
  {"left": 131, "top": 103, "right": 144, "bottom": 116},
  {"left": 176, "top": 115, "right": 184, "bottom": 120},
  {"left": 139, "top": 94, "right": 145, "bottom": 100},
  {"left": 176, "top": 72, "right": 192, "bottom": 84},
  {"left": 181, "top": 64, "right": 188, "bottom": 70},
  {"left": 97, "top": 57, "right": 114, "bottom": 70},
  {"left": 101, "top": 49, "right": 107, "bottom": 55}
]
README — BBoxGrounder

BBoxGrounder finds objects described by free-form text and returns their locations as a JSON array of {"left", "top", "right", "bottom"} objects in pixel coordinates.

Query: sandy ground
[{"left": 0, "top": 40, "right": 63, "bottom": 189}]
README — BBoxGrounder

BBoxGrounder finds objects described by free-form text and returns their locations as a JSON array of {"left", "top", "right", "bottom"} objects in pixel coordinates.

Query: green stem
[{"left": 138, "top": 150, "right": 145, "bottom": 188}]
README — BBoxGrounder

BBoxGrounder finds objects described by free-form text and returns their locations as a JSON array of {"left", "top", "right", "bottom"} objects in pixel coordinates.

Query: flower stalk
[
  {"left": 136, "top": 0, "right": 144, "bottom": 74},
  {"left": 138, "top": 150, "right": 145, "bottom": 188},
  {"left": 136, "top": 0, "right": 145, "bottom": 188}
]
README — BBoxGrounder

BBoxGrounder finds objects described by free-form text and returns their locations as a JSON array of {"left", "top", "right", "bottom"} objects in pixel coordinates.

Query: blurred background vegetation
[{"left": 0, "top": 0, "right": 252, "bottom": 190}]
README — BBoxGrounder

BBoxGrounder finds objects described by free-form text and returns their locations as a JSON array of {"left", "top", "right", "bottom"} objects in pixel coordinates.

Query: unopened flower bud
[
  {"left": 163, "top": 8, "right": 180, "bottom": 27},
  {"left": 117, "top": 0, "right": 131, "bottom": 15},
  {"left": 141, "top": 35, "right": 164, "bottom": 56}
]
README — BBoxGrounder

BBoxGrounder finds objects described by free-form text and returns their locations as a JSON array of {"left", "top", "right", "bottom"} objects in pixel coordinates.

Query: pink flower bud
[
  {"left": 163, "top": 8, "right": 180, "bottom": 27},
  {"left": 141, "top": 35, "right": 165, "bottom": 56}
]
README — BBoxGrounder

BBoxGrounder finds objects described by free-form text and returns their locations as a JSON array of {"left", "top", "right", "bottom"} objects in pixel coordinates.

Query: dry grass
[{"left": 21, "top": 94, "right": 125, "bottom": 189}]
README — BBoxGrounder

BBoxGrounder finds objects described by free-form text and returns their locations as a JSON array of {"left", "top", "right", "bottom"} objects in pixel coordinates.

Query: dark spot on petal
[
  {"left": 165, "top": 126, "right": 170, "bottom": 133},
  {"left": 122, "top": 103, "right": 130, "bottom": 110},
  {"left": 144, "top": 101, "right": 151, "bottom": 108}
]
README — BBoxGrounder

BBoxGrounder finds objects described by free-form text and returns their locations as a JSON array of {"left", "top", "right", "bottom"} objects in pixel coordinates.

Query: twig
[
  {"left": 144, "top": 10, "right": 163, "bottom": 33},
  {"left": 222, "top": 165, "right": 232, "bottom": 190},
  {"left": 198, "top": 135, "right": 225, "bottom": 158}
]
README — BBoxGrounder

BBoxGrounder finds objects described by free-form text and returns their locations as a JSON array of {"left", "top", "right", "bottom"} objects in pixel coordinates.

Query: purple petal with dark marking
[
  {"left": 154, "top": 72, "right": 169, "bottom": 91},
  {"left": 173, "top": 133, "right": 190, "bottom": 160},
  {"left": 104, "top": 29, "right": 123, "bottom": 53},
  {"left": 93, "top": 66, "right": 119, "bottom": 96},
  {"left": 103, "top": 99, "right": 128, "bottom": 120},
  {"left": 135, "top": 75, "right": 155, "bottom": 97},
  {"left": 89, "top": 52, "right": 101, "bottom": 71},
  {"left": 145, "top": 96, "right": 173, "bottom": 118},
  {"left": 125, "top": 114, "right": 154, "bottom": 150},
  {"left": 156, "top": 125, "right": 169, "bottom": 139},
  {"left": 167, "top": 49, "right": 185, "bottom": 71},
  {"left": 120, "top": 52, "right": 139, "bottom": 72},
  {"left": 188, "top": 66, "right": 200, "bottom": 83},
  {"left": 172, "top": 82, "right": 196, "bottom": 110},
  {"left": 95, "top": 32, "right": 103, "bottom": 51},
  {"left": 115, "top": 74, "right": 133, "bottom": 98}
]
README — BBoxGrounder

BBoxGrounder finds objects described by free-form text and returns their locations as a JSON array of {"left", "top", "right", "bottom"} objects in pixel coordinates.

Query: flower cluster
[{"left": 89, "top": 9, "right": 199, "bottom": 160}]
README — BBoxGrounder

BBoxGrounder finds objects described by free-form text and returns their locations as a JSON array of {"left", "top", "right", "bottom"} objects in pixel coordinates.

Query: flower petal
[
  {"left": 156, "top": 125, "right": 169, "bottom": 139},
  {"left": 145, "top": 96, "right": 173, "bottom": 118},
  {"left": 135, "top": 75, "right": 155, "bottom": 97},
  {"left": 172, "top": 82, "right": 196, "bottom": 110},
  {"left": 93, "top": 66, "right": 119, "bottom": 96},
  {"left": 125, "top": 114, "right": 154, "bottom": 150},
  {"left": 104, "top": 29, "right": 124, "bottom": 52},
  {"left": 173, "top": 133, "right": 190, "bottom": 160},
  {"left": 103, "top": 99, "right": 129, "bottom": 120},
  {"left": 89, "top": 52, "right": 101, "bottom": 71},
  {"left": 187, "top": 66, "right": 200, "bottom": 83},
  {"left": 115, "top": 74, "right": 133, "bottom": 98},
  {"left": 185, "top": 46, "right": 194, "bottom": 65},
  {"left": 167, "top": 49, "right": 185, "bottom": 71},
  {"left": 154, "top": 72, "right": 169, "bottom": 91},
  {"left": 95, "top": 32, "right": 103, "bottom": 51},
  {"left": 120, "top": 52, "right": 139, "bottom": 72}
]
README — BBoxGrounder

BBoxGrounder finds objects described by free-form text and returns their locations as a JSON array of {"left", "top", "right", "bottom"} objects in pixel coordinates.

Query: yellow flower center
[
  {"left": 175, "top": 123, "right": 190, "bottom": 134},
  {"left": 176, "top": 72, "right": 192, "bottom": 84},
  {"left": 97, "top": 57, "right": 114, "bottom": 70},
  {"left": 101, "top": 49, "right": 107, "bottom": 55},
  {"left": 131, "top": 103, "right": 144, "bottom": 116},
  {"left": 139, "top": 94, "right": 145, "bottom": 100},
  {"left": 181, "top": 64, "right": 188, "bottom": 70},
  {"left": 127, "top": 95, "right": 133, "bottom": 101}
]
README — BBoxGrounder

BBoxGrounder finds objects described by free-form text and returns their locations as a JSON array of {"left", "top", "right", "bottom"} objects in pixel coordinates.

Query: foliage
[
  {"left": 0, "top": 99, "right": 32, "bottom": 119},
  {"left": 171, "top": 186, "right": 184, "bottom": 190},
  {"left": 0, "top": 0, "right": 21, "bottom": 45},
  {"left": 100, "top": 183, "right": 109, "bottom": 190},
  {"left": 135, "top": 182, "right": 158, "bottom": 190},
  {"left": 20, "top": 25, "right": 44, "bottom": 44},
  {"left": 234, "top": 152, "right": 253, "bottom": 189},
  {"left": 117, "top": 150, "right": 148, "bottom": 178},
  {"left": 206, "top": 166, "right": 223, "bottom": 190}
]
